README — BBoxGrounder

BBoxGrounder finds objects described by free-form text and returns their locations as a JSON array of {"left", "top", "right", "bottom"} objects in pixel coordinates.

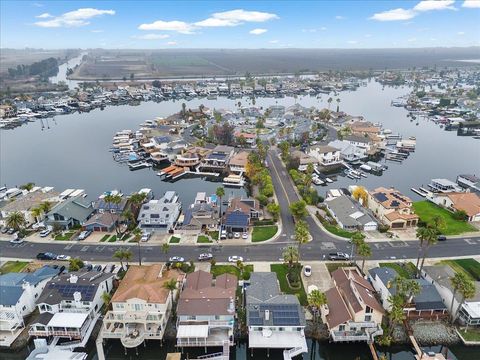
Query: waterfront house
[
  {"left": 234, "top": 132, "right": 256, "bottom": 146},
  {"left": 328, "top": 140, "right": 367, "bottom": 163},
  {"left": 290, "top": 150, "right": 318, "bottom": 171},
  {"left": 137, "top": 191, "right": 181, "bottom": 232},
  {"left": 0, "top": 187, "right": 59, "bottom": 226},
  {"left": 367, "top": 187, "right": 419, "bottom": 229},
  {"left": 176, "top": 201, "right": 219, "bottom": 235},
  {"left": 29, "top": 271, "right": 114, "bottom": 341},
  {"left": 0, "top": 104, "right": 16, "bottom": 118},
  {"left": 344, "top": 134, "right": 372, "bottom": 151},
  {"left": 101, "top": 265, "right": 185, "bottom": 349},
  {"left": 83, "top": 212, "right": 119, "bottom": 232},
  {"left": 322, "top": 268, "right": 384, "bottom": 343},
  {"left": 324, "top": 195, "right": 378, "bottom": 231},
  {"left": 223, "top": 197, "right": 262, "bottom": 233},
  {"left": 0, "top": 266, "right": 59, "bottom": 347},
  {"left": 368, "top": 267, "right": 447, "bottom": 320},
  {"left": 430, "top": 192, "right": 480, "bottom": 222},
  {"left": 175, "top": 147, "right": 210, "bottom": 169},
  {"left": 246, "top": 272, "right": 307, "bottom": 356},
  {"left": 94, "top": 196, "right": 128, "bottom": 214},
  {"left": 308, "top": 145, "right": 342, "bottom": 167},
  {"left": 176, "top": 271, "right": 237, "bottom": 347},
  {"left": 200, "top": 145, "right": 235, "bottom": 172},
  {"left": 456, "top": 174, "right": 480, "bottom": 194},
  {"left": 229, "top": 151, "right": 250, "bottom": 173},
  {"left": 44, "top": 195, "right": 94, "bottom": 230},
  {"left": 422, "top": 265, "right": 480, "bottom": 327},
  {"left": 349, "top": 121, "right": 381, "bottom": 137}
]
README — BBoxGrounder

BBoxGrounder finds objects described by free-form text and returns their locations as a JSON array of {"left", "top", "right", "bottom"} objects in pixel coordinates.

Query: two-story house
[
  {"left": 101, "top": 265, "right": 185, "bottom": 350},
  {"left": 367, "top": 187, "right": 419, "bottom": 229},
  {"left": 137, "top": 191, "right": 181, "bottom": 232},
  {"left": 328, "top": 140, "right": 368, "bottom": 163},
  {"left": 322, "top": 268, "right": 384, "bottom": 343},
  {"left": 29, "top": 271, "right": 114, "bottom": 342},
  {"left": 200, "top": 145, "right": 235, "bottom": 172},
  {"left": 44, "top": 196, "right": 94, "bottom": 230},
  {"left": 308, "top": 145, "right": 342, "bottom": 167},
  {"left": 223, "top": 197, "right": 263, "bottom": 234},
  {"left": 246, "top": 272, "right": 307, "bottom": 357},
  {"left": 0, "top": 266, "right": 59, "bottom": 347},
  {"left": 176, "top": 201, "right": 219, "bottom": 235},
  {"left": 228, "top": 151, "right": 250, "bottom": 174},
  {"left": 176, "top": 271, "right": 237, "bottom": 348}
]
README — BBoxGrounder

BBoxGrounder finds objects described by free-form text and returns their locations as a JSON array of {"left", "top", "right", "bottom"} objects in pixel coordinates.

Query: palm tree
[
  {"left": 104, "top": 194, "right": 122, "bottom": 235},
  {"left": 283, "top": 245, "right": 299, "bottom": 268},
  {"left": 294, "top": 220, "right": 309, "bottom": 261},
  {"left": 163, "top": 278, "right": 178, "bottom": 316},
  {"left": 128, "top": 192, "right": 147, "bottom": 218},
  {"left": 69, "top": 258, "right": 84, "bottom": 271},
  {"left": 327, "top": 97, "right": 333, "bottom": 110},
  {"left": 101, "top": 291, "right": 112, "bottom": 314},
  {"left": 216, "top": 187, "right": 225, "bottom": 223},
  {"left": 39, "top": 201, "right": 53, "bottom": 215},
  {"left": 31, "top": 207, "right": 43, "bottom": 223},
  {"left": 388, "top": 300, "right": 406, "bottom": 335},
  {"left": 133, "top": 228, "right": 142, "bottom": 266},
  {"left": 415, "top": 226, "right": 436, "bottom": 277},
  {"left": 162, "top": 243, "right": 170, "bottom": 261},
  {"left": 6, "top": 211, "right": 26, "bottom": 231},
  {"left": 336, "top": 98, "right": 341, "bottom": 112},
  {"left": 350, "top": 232, "right": 365, "bottom": 263},
  {"left": 113, "top": 248, "right": 133, "bottom": 269},
  {"left": 358, "top": 242, "right": 372, "bottom": 273},
  {"left": 308, "top": 290, "right": 327, "bottom": 323},
  {"left": 418, "top": 226, "right": 438, "bottom": 274},
  {"left": 450, "top": 272, "right": 476, "bottom": 325},
  {"left": 20, "top": 182, "right": 35, "bottom": 191}
]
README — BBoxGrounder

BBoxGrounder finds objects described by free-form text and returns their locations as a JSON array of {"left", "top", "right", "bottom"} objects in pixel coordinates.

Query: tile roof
[
  {"left": 370, "top": 187, "right": 413, "bottom": 210},
  {"left": 446, "top": 192, "right": 480, "bottom": 217}
]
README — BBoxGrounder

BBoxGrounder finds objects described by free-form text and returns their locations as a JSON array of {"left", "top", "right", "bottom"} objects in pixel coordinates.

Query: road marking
[
  {"left": 80, "top": 246, "right": 89, "bottom": 252},
  {"left": 320, "top": 242, "right": 336, "bottom": 250},
  {"left": 268, "top": 152, "right": 291, "bottom": 205},
  {"left": 95, "top": 246, "right": 105, "bottom": 252},
  {"left": 465, "top": 239, "right": 477, "bottom": 245},
  {"left": 64, "top": 244, "right": 74, "bottom": 250},
  {"left": 389, "top": 241, "right": 409, "bottom": 247}
]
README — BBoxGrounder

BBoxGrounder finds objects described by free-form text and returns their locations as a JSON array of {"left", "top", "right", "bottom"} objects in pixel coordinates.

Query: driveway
[{"left": 301, "top": 261, "right": 333, "bottom": 293}]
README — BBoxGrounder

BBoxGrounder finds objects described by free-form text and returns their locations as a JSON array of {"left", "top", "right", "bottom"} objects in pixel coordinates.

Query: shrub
[{"left": 378, "top": 224, "right": 390, "bottom": 233}]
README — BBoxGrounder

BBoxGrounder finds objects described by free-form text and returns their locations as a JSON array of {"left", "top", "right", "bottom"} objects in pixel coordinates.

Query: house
[
  {"left": 367, "top": 187, "right": 419, "bottom": 229},
  {"left": 308, "top": 145, "right": 342, "bottom": 167},
  {"left": 456, "top": 174, "right": 480, "bottom": 194},
  {"left": 44, "top": 196, "right": 94, "bottom": 230},
  {"left": 325, "top": 195, "right": 378, "bottom": 231},
  {"left": 229, "top": 151, "right": 250, "bottom": 173},
  {"left": 0, "top": 104, "right": 16, "bottom": 118},
  {"left": 137, "top": 191, "right": 181, "bottom": 232},
  {"left": 0, "top": 188, "right": 59, "bottom": 226},
  {"left": 201, "top": 145, "right": 235, "bottom": 171},
  {"left": 94, "top": 196, "right": 128, "bottom": 214},
  {"left": 290, "top": 150, "right": 318, "bottom": 171},
  {"left": 246, "top": 272, "right": 307, "bottom": 355},
  {"left": 83, "top": 212, "right": 119, "bottom": 232},
  {"left": 368, "top": 267, "right": 447, "bottom": 319},
  {"left": 176, "top": 271, "right": 237, "bottom": 347},
  {"left": 224, "top": 197, "right": 262, "bottom": 233},
  {"left": 430, "top": 192, "right": 480, "bottom": 222},
  {"left": 101, "top": 265, "right": 185, "bottom": 348},
  {"left": 30, "top": 271, "right": 114, "bottom": 341},
  {"left": 0, "top": 266, "right": 59, "bottom": 347},
  {"left": 422, "top": 265, "right": 480, "bottom": 326},
  {"left": 344, "top": 134, "right": 372, "bottom": 150},
  {"left": 328, "top": 140, "right": 367, "bottom": 163},
  {"left": 176, "top": 202, "right": 219, "bottom": 234},
  {"left": 322, "top": 268, "right": 384, "bottom": 343}
]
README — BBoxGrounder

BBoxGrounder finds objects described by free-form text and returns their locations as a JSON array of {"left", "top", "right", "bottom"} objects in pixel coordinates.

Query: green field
[
  {"left": 323, "top": 223, "right": 356, "bottom": 238},
  {"left": 54, "top": 231, "right": 76, "bottom": 240},
  {"left": 197, "top": 235, "right": 212, "bottom": 243},
  {"left": 441, "top": 259, "right": 480, "bottom": 281},
  {"left": 99, "top": 234, "right": 110, "bottom": 242},
  {"left": 210, "top": 264, "right": 253, "bottom": 280},
  {"left": 0, "top": 261, "right": 29, "bottom": 274},
  {"left": 379, "top": 262, "right": 417, "bottom": 279},
  {"left": 413, "top": 201, "right": 477, "bottom": 235},
  {"left": 270, "top": 264, "right": 307, "bottom": 306},
  {"left": 251, "top": 226, "right": 278, "bottom": 242}
]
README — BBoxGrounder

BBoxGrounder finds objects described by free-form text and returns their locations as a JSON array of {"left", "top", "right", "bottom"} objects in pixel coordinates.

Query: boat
[
  {"left": 312, "top": 175, "right": 324, "bottom": 185},
  {"left": 359, "top": 172, "right": 368, "bottom": 178},
  {"left": 99, "top": 190, "right": 123, "bottom": 199},
  {"left": 128, "top": 161, "right": 152, "bottom": 171},
  {"left": 325, "top": 177, "right": 333, "bottom": 183},
  {"left": 223, "top": 174, "right": 245, "bottom": 187},
  {"left": 359, "top": 164, "right": 372, "bottom": 172},
  {"left": 347, "top": 173, "right": 356, "bottom": 180},
  {"left": 411, "top": 188, "right": 427, "bottom": 197}
]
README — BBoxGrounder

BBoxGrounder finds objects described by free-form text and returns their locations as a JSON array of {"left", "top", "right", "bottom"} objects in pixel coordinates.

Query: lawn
[
  {"left": 441, "top": 259, "right": 480, "bottom": 281},
  {"left": 0, "top": 261, "right": 29, "bottom": 274},
  {"left": 54, "top": 231, "right": 75, "bottom": 241},
  {"left": 208, "top": 231, "right": 219, "bottom": 240},
  {"left": 169, "top": 236, "right": 181, "bottom": 244},
  {"left": 251, "top": 225, "right": 278, "bottom": 242},
  {"left": 325, "top": 262, "right": 350, "bottom": 274},
  {"left": 197, "top": 235, "right": 213, "bottom": 243},
  {"left": 413, "top": 201, "right": 477, "bottom": 235},
  {"left": 458, "top": 327, "right": 480, "bottom": 342},
  {"left": 379, "top": 262, "right": 417, "bottom": 279},
  {"left": 211, "top": 264, "right": 253, "bottom": 280},
  {"left": 99, "top": 234, "right": 110, "bottom": 242},
  {"left": 108, "top": 235, "right": 117, "bottom": 242},
  {"left": 270, "top": 264, "right": 307, "bottom": 306}
]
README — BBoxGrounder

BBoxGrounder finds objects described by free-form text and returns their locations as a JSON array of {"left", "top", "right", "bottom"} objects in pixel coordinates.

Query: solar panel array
[
  {"left": 248, "top": 310, "right": 263, "bottom": 325},
  {"left": 248, "top": 304, "right": 301, "bottom": 326},
  {"left": 49, "top": 284, "right": 96, "bottom": 301},
  {"left": 373, "top": 192, "right": 388, "bottom": 202},
  {"left": 225, "top": 211, "right": 249, "bottom": 226}
]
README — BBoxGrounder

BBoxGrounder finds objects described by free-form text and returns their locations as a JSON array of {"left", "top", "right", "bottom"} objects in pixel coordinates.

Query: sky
[{"left": 1, "top": 0, "right": 479, "bottom": 49}]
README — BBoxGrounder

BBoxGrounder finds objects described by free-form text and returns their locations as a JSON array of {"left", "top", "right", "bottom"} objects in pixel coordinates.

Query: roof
[
  {"left": 345, "top": 134, "right": 371, "bottom": 144},
  {"left": 0, "top": 266, "right": 59, "bottom": 306},
  {"left": 369, "top": 266, "right": 398, "bottom": 296},
  {"left": 446, "top": 192, "right": 480, "bottom": 217},
  {"left": 229, "top": 151, "right": 250, "bottom": 167},
  {"left": 177, "top": 271, "right": 237, "bottom": 316},
  {"left": 326, "top": 195, "right": 377, "bottom": 228},
  {"left": 94, "top": 197, "right": 128, "bottom": 212},
  {"left": 31, "top": 312, "right": 54, "bottom": 326},
  {"left": 83, "top": 212, "right": 119, "bottom": 227},
  {"left": 227, "top": 197, "right": 261, "bottom": 216},
  {"left": 423, "top": 265, "right": 480, "bottom": 302},
  {"left": 177, "top": 325, "right": 209, "bottom": 338},
  {"left": 324, "top": 286, "right": 352, "bottom": 328},
  {"left": 47, "top": 312, "right": 88, "bottom": 328},
  {"left": 112, "top": 265, "right": 184, "bottom": 304},
  {"left": 0, "top": 190, "right": 59, "bottom": 213},
  {"left": 312, "top": 145, "right": 340, "bottom": 154},
  {"left": 370, "top": 187, "right": 413, "bottom": 210},
  {"left": 225, "top": 210, "right": 249, "bottom": 227},
  {"left": 37, "top": 271, "right": 113, "bottom": 305},
  {"left": 47, "top": 196, "right": 93, "bottom": 222}
]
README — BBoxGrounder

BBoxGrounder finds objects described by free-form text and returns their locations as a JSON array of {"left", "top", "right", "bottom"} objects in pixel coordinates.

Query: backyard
[
  {"left": 379, "top": 262, "right": 417, "bottom": 279},
  {"left": 251, "top": 225, "right": 278, "bottom": 242},
  {"left": 211, "top": 264, "right": 253, "bottom": 280},
  {"left": 0, "top": 260, "right": 29, "bottom": 274},
  {"left": 413, "top": 201, "right": 477, "bottom": 235},
  {"left": 270, "top": 263, "right": 307, "bottom": 305},
  {"left": 440, "top": 258, "right": 480, "bottom": 281}
]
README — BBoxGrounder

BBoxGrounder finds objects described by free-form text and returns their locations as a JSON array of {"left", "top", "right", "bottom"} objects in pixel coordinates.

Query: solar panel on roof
[{"left": 373, "top": 192, "right": 388, "bottom": 202}]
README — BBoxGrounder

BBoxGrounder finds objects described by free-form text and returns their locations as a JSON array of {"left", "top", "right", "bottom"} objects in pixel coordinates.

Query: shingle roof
[
  {"left": 48, "top": 196, "right": 93, "bottom": 222},
  {"left": 326, "top": 195, "right": 377, "bottom": 227}
]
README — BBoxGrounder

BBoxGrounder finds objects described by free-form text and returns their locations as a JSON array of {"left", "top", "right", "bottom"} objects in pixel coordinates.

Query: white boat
[
  {"left": 359, "top": 164, "right": 372, "bottom": 172},
  {"left": 312, "top": 176, "right": 324, "bottom": 185},
  {"left": 128, "top": 161, "right": 152, "bottom": 171},
  {"left": 325, "top": 177, "right": 333, "bottom": 183},
  {"left": 223, "top": 174, "right": 245, "bottom": 187},
  {"left": 99, "top": 189, "right": 123, "bottom": 199}
]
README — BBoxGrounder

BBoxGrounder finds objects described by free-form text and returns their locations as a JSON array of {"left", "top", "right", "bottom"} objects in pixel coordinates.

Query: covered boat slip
[
  {"left": 176, "top": 325, "right": 230, "bottom": 347},
  {"left": 248, "top": 329, "right": 307, "bottom": 350}
]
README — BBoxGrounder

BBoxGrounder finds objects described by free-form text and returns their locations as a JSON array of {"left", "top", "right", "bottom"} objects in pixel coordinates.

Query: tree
[
  {"left": 289, "top": 200, "right": 308, "bottom": 221},
  {"left": 266, "top": 202, "right": 280, "bottom": 222},
  {"left": 294, "top": 220, "right": 310, "bottom": 259},
  {"left": 283, "top": 245, "right": 299, "bottom": 268},
  {"left": 336, "top": 98, "right": 341, "bottom": 112},
  {"left": 163, "top": 278, "right": 178, "bottom": 316},
  {"left": 216, "top": 187, "right": 225, "bottom": 222},
  {"left": 327, "top": 97, "right": 333, "bottom": 110},
  {"left": 350, "top": 232, "right": 366, "bottom": 263},
  {"left": 388, "top": 300, "right": 406, "bottom": 335},
  {"left": 278, "top": 141, "right": 291, "bottom": 160},
  {"left": 415, "top": 226, "right": 436, "bottom": 276},
  {"left": 113, "top": 248, "right": 133, "bottom": 269},
  {"left": 133, "top": 228, "right": 142, "bottom": 266},
  {"left": 450, "top": 272, "right": 476, "bottom": 324},
  {"left": 69, "top": 258, "right": 84, "bottom": 271},
  {"left": 129, "top": 192, "right": 147, "bottom": 216},
  {"left": 357, "top": 242, "right": 372, "bottom": 273},
  {"left": 418, "top": 226, "right": 438, "bottom": 275},
  {"left": 452, "top": 210, "right": 468, "bottom": 222},
  {"left": 31, "top": 207, "right": 43, "bottom": 223},
  {"left": 181, "top": 102, "right": 187, "bottom": 118},
  {"left": 104, "top": 194, "right": 122, "bottom": 235},
  {"left": 308, "top": 290, "right": 327, "bottom": 323},
  {"left": 39, "top": 201, "right": 53, "bottom": 215},
  {"left": 20, "top": 182, "right": 35, "bottom": 191},
  {"left": 352, "top": 186, "right": 368, "bottom": 206},
  {"left": 162, "top": 243, "right": 170, "bottom": 261},
  {"left": 6, "top": 211, "right": 26, "bottom": 231}
]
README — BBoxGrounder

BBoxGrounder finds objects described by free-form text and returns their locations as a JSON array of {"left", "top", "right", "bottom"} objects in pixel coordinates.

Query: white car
[
  {"left": 228, "top": 256, "right": 244, "bottom": 263},
  {"left": 303, "top": 265, "right": 312, "bottom": 277},
  {"left": 242, "top": 232, "right": 248, "bottom": 239},
  {"left": 169, "top": 256, "right": 185, "bottom": 263},
  {"left": 39, "top": 229, "right": 51, "bottom": 237},
  {"left": 141, "top": 232, "right": 151, "bottom": 242},
  {"left": 234, "top": 232, "right": 240, "bottom": 239},
  {"left": 56, "top": 255, "right": 71, "bottom": 261},
  {"left": 9, "top": 237, "right": 24, "bottom": 245},
  {"left": 78, "top": 230, "right": 92, "bottom": 240}
]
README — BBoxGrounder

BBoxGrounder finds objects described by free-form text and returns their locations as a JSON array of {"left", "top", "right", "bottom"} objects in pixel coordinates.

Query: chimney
[
  {"left": 69, "top": 274, "right": 78, "bottom": 284},
  {"left": 265, "top": 309, "right": 270, "bottom": 321},
  {"left": 227, "top": 297, "right": 235, "bottom": 314}
]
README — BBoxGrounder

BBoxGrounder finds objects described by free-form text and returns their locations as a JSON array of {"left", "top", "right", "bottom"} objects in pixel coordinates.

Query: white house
[
  {"left": 328, "top": 140, "right": 367, "bottom": 163},
  {"left": 137, "top": 191, "right": 181, "bottom": 232},
  {"left": 308, "top": 145, "right": 342, "bottom": 166},
  {"left": 429, "top": 192, "right": 480, "bottom": 222}
]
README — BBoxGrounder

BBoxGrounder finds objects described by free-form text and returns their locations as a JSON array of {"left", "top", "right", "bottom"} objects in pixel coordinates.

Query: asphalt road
[{"left": 1, "top": 148, "right": 480, "bottom": 264}]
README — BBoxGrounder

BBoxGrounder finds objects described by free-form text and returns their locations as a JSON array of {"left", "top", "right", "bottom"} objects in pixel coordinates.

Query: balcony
[
  {"left": 121, "top": 324, "right": 145, "bottom": 348},
  {"left": 177, "top": 328, "right": 232, "bottom": 347},
  {"left": 331, "top": 325, "right": 383, "bottom": 343}
]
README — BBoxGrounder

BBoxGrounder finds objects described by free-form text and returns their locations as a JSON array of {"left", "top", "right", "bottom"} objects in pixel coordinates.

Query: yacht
[{"left": 223, "top": 174, "right": 245, "bottom": 187}]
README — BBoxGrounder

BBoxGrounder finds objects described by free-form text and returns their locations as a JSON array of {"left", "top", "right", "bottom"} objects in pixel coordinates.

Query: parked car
[
  {"left": 437, "top": 235, "right": 447, "bottom": 241},
  {"left": 328, "top": 252, "right": 350, "bottom": 261},
  {"left": 94, "top": 264, "right": 103, "bottom": 272},
  {"left": 1, "top": 227, "right": 8, "bottom": 233},
  {"left": 228, "top": 255, "right": 244, "bottom": 263},
  {"left": 303, "top": 265, "right": 312, "bottom": 277},
  {"left": 9, "top": 237, "right": 24, "bottom": 245},
  {"left": 234, "top": 232, "right": 241, "bottom": 239},
  {"left": 56, "top": 255, "right": 71, "bottom": 261},
  {"left": 169, "top": 256, "right": 185, "bottom": 263},
  {"left": 78, "top": 230, "right": 92, "bottom": 240},
  {"left": 198, "top": 253, "right": 213, "bottom": 261},
  {"left": 242, "top": 232, "right": 248, "bottom": 239},
  {"left": 36, "top": 252, "right": 57, "bottom": 260},
  {"left": 141, "top": 231, "right": 151, "bottom": 242},
  {"left": 39, "top": 229, "right": 51, "bottom": 237},
  {"left": 85, "top": 263, "right": 93, "bottom": 271},
  {"left": 32, "top": 222, "right": 46, "bottom": 230},
  {"left": 220, "top": 229, "right": 227, "bottom": 240},
  {"left": 6, "top": 228, "right": 16, "bottom": 235}
]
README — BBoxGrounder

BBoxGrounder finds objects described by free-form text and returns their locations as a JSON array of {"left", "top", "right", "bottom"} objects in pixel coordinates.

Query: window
[
  {"left": 22, "top": 306, "right": 26, "bottom": 311},
  {"left": 365, "top": 315, "right": 372, "bottom": 322},
  {"left": 339, "top": 325, "right": 345, "bottom": 331},
  {"left": 365, "top": 306, "right": 373, "bottom": 314}
]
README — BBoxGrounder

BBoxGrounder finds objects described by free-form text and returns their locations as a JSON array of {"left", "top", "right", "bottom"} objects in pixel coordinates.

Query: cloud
[
  {"left": 370, "top": 8, "right": 416, "bottom": 21},
  {"left": 364, "top": 34, "right": 372, "bottom": 38},
  {"left": 166, "top": 41, "right": 177, "bottom": 45},
  {"left": 91, "top": 29, "right": 104, "bottom": 33},
  {"left": 133, "top": 33, "right": 170, "bottom": 40},
  {"left": 335, "top": 15, "right": 345, "bottom": 20},
  {"left": 408, "top": 37, "right": 417, "bottom": 42},
  {"left": 413, "top": 1, "right": 456, "bottom": 11},
  {"left": 250, "top": 28, "right": 267, "bottom": 35},
  {"left": 347, "top": 40, "right": 358, "bottom": 44},
  {"left": 195, "top": 9, "right": 278, "bottom": 27},
  {"left": 269, "top": 40, "right": 279, "bottom": 44},
  {"left": 462, "top": 0, "right": 480, "bottom": 8},
  {"left": 457, "top": 31, "right": 465, "bottom": 35},
  {"left": 36, "top": 13, "right": 52, "bottom": 19},
  {"left": 34, "top": 8, "right": 115, "bottom": 28},
  {"left": 138, "top": 20, "right": 195, "bottom": 34}
]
